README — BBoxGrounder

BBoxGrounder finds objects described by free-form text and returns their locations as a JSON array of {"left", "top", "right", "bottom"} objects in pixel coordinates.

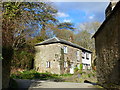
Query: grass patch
[
  {"left": 10, "top": 70, "right": 63, "bottom": 81},
  {"left": 92, "top": 85, "right": 103, "bottom": 88},
  {"left": 60, "top": 74, "right": 73, "bottom": 77},
  {"left": 11, "top": 70, "right": 97, "bottom": 84}
]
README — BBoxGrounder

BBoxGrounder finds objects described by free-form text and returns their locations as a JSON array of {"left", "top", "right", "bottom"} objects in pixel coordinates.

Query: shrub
[
  {"left": 79, "top": 64, "right": 83, "bottom": 70},
  {"left": 60, "top": 74, "right": 73, "bottom": 77},
  {"left": 10, "top": 70, "right": 63, "bottom": 81},
  {"left": 11, "top": 44, "right": 35, "bottom": 70},
  {"left": 79, "top": 71, "right": 86, "bottom": 75},
  {"left": 88, "top": 74, "right": 91, "bottom": 78},
  {"left": 74, "top": 67, "right": 79, "bottom": 72}
]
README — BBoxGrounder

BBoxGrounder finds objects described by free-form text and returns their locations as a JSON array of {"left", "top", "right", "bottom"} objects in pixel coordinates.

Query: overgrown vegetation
[
  {"left": 11, "top": 69, "right": 96, "bottom": 82},
  {"left": 61, "top": 70, "right": 97, "bottom": 83},
  {"left": 11, "top": 70, "right": 63, "bottom": 81},
  {"left": 11, "top": 44, "right": 35, "bottom": 70}
]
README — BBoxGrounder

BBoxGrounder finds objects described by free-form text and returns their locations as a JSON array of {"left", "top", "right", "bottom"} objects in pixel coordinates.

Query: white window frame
[
  {"left": 76, "top": 50, "right": 80, "bottom": 61},
  {"left": 64, "top": 46, "right": 67, "bottom": 53},
  {"left": 77, "top": 64, "right": 80, "bottom": 69},
  {"left": 86, "top": 53, "right": 89, "bottom": 60},
  {"left": 83, "top": 64, "right": 85, "bottom": 70},
  {"left": 64, "top": 61, "right": 67, "bottom": 68},
  {"left": 46, "top": 61, "right": 50, "bottom": 68},
  {"left": 82, "top": 51, "right": 85, "bottom": 59}
]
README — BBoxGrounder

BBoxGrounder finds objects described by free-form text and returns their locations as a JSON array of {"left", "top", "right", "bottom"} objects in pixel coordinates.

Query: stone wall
[
  {"left": 34, "top": 43, "right": 61, "bottom": 74},
  {"left": 34, "top": 43, "right": 83, "bottom": 74},
  {"left": 105, "top": 1, "right": 118, "bottom": 18},
  {"left": 61, "top": 44, "right": 82, "bottom": 74},
  {"left": 95, "top": 3, "right": 120, "bottom": 88}
]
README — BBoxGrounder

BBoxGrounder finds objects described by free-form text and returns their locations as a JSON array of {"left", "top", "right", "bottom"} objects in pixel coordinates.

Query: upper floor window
[
  {"left": 86, "top": 53, "right": 89, "bottom": 60},
  {"left": 64, "top": 46, "right": 67, "bottom": 53},
  {"left": 76, "top": 50, "right": 80, "bottom": 61},
  {"left": 46, "top": 61, "right": 50, "bottom": 68},
  {"left": 82, "top": 51, "right": 85, "bottom": 59}
]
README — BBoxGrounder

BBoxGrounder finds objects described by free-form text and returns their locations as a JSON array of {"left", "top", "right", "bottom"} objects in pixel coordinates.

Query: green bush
[
  {"left": 88, "top": 74, "right": 91, "bottom": 78},
  {"left": 60, "top": 74, "right": 73, "bottom": 77},
  {"left": 79, "top": 64, "right": 83, "bottom": 70},
  {"left": 11, "top": 44, "right": 35, "bottom": 70},
  {"left": 79, "top": 71, "right": 86, "bottom": 75},
  {"left": 74, "top": 67, "right": 79, "bottom": 72}
]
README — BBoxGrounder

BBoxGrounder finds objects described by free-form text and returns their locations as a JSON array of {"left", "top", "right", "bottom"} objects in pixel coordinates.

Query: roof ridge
[
  {"left": 35, "top": 37, "right": 92, "bottom": 53},
  {"left": 58, "top": 38, "right": 91, "bottom": 52},
  {"left": 36, "top": 37, "right": 55, "bottom": 45},
  {"left": 54, "top": 37, "right": 60, "bottom": 41}
]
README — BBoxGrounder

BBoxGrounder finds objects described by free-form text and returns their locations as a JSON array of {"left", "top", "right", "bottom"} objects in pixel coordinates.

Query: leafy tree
[
  {"left": 11, "top": 43, "right": 35, "bottom": 70},
  {"left": 77, "top": 21, "right": 101, "bottom": 34},
  {"left": 44, "top": 24, "right": 75, "bottom": 42},
  {"left": 2, "top": 2, "right": 58, "bottom": 49},
  {"left": 57, "top": 22, "right": 75, "bottom": 31},
  {"left": 32, "top": 2, "right": 58, "bottom": 40},
  {"left": 75, "top": 30, "right": 93, "bottom": 50},
  {"left": 2, "top": 2, "right": 26, "bottom": 88},
  {"left": 74, "top": 21, "right": 101, "bottom": 66},
  {"left": 2, "top": 1, "right": 58, "bottom": 88},
  {"left": 75, "top": 21, "right": 101, "bottom": 50}
]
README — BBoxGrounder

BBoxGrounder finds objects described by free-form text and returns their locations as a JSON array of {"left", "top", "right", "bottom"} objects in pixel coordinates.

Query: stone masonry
[
  {"left": 34, "top": 43, "right": 82, "bottom": 74},
  {"left": 93, "top": 1, "right": 120, "bottom": 89},
  {"left": 34, "top": 37, "right": 92, "bottom": 74}
]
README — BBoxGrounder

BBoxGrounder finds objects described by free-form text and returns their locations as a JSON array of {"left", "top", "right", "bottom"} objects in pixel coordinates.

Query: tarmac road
[{"left": 15, "top": 79, "right": 99, "bottom": 90}]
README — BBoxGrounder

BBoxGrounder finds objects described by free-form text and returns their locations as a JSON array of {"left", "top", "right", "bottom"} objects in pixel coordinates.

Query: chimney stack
[
  {"left": 105, "top": 0, "right": 119, "bottom": 18},
  {"left": 69, "top": 36, "right": 73, "bottom": 42}
]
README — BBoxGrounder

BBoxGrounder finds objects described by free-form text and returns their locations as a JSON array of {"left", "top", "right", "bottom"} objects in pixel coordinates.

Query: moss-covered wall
[{"left": 95, "top": 2, "right": 120, "bottom": 88}]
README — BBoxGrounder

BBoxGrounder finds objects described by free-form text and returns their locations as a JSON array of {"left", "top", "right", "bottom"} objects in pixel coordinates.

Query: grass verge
[{"left": 10, "top": 70, "right": 63, "bottom": 81}]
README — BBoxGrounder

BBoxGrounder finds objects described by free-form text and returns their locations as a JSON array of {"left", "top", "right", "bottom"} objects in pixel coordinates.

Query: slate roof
[
  {"left": 92, "top": 1, "right": 120, "bottom": 38},
  {"left": 35, "top": 37, "right": 92, "bottom": 53}
]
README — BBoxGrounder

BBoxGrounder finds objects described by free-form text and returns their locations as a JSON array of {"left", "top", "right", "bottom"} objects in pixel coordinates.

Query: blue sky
[{"left": 53, "top": 2, "right": 109, "bottom": 26}]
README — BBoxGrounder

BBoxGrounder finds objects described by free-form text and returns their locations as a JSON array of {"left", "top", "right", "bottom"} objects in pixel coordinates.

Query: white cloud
[
  {"left": 63, "top": 19, "right": 71, "bottom": 22},
  {"left": 56, "top": 12, "right": 69, "bottom": 17},
  {"left": 88, "top": 15, "right": 95, "bottom": 19}
]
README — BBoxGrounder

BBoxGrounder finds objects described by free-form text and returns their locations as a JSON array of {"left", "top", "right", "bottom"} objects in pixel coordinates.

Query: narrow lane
[{"left": 29, "top": 80, "right": 97, "bottom": 89}]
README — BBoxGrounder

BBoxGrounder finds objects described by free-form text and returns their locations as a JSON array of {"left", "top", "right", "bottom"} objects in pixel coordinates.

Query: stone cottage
[
  {"left": 34, "top": 37, "right": 92, "bottom": 74},
  {"left": 93, "top": 1, "right": 120, "bottom": 88}
]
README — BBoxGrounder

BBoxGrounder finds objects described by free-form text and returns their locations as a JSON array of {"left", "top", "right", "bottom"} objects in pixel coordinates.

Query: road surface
[{"left": 15, "top": 79, "right": 99, "bottom": 90}]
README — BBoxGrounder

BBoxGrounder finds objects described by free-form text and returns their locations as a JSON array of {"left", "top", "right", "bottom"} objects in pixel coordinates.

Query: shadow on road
[{"left": 84, "top": 80, "right": 98, "bottom": 85}]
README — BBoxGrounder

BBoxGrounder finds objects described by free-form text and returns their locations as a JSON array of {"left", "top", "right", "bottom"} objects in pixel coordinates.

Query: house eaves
[{"left": 35, "top": 37, "right": 92, "bottom": 53}]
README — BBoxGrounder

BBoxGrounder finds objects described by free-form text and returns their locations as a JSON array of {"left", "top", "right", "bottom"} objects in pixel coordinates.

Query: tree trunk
[{"left": 2, "top": 46, "right": 13, "bottom": 89}]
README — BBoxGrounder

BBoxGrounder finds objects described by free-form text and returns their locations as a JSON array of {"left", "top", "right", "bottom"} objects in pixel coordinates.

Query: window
[
  {"left": 77, "top": 64, "right": 80, "bottom": 69},
  {"left": 76, "top": 50, "right": 80, "bottom": 61},
  {"left": 86, "top": 53, "right": 89, "bottom": 60},
  {"left": 64, "top": 61, "right": 67, "bottom": 68},
  {"left": 87, "top": 64, "right": 91, "bottom": 70},
  {"left": 82, "top": 51, "right": 85, "bottom": 59},
  {"left": 64, "top": 46, "right": 67, "bottom": 53},
  {"left": 46, "top": 61, "right": 50, "bottom": 68},
  {"left": 82, "top": 64, "right": 85, "bottom": 70}
]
